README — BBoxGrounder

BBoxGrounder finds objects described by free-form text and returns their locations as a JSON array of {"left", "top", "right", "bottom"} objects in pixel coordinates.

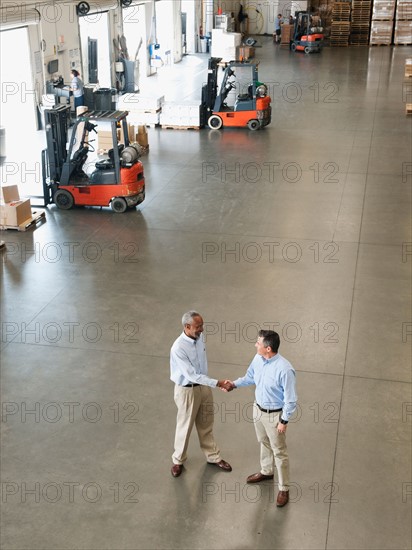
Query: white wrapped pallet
[
  {"left": 128, "top": 111, "right": 160, "bottom": 126},
  {"left": 160, "top": 101, "right": 201, "bottom": 127},
  {"left": 118, "top": 93, "right": 164, "bottom": 112},
  {"left": 211, "top": 29, "right": 242, "bottom": 60}
]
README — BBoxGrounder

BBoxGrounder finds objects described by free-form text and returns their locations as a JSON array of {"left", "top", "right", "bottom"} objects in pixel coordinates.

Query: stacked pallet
[
  {"left": 370, "top": 0, "right": 395, "bottom": 44},
  {"left": 406, "top": 58, "right": 412, "bottom": 77},
  {"left": 351, "top": 0, "right": 372, "bottom": 44},
  {"left": 159, "top": 102, "right": 201, "bottom": 129},
  {"left": 395, "top": 0, "right": 412, "bottom": 44},
  {"left": 331, "top": 2, "right": 351, "bottom": 46},
  {"left": 117, "top": 93, "right": 164, "bottom": 127}
]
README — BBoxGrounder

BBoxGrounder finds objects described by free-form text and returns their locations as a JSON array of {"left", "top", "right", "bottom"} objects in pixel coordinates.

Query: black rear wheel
[
  {"left": 111, "top": 197, "right": 127, "bottom": 213},
  {"left": 247, "top": 119, "right": 260, "bottom": 131}
]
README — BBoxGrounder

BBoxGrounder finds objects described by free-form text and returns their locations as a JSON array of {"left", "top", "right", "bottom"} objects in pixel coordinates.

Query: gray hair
[{"left": 182, "top": 311, "right": 201, "bottom": 327}]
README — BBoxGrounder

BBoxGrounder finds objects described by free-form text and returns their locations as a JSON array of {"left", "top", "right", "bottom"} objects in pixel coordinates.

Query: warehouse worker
[
  {"left": 170, "top": 311, "right": 232, "bottom": 478},
  {"left": 70, "top": 69, "right": 84, "bottom": 110},
  {"left": 274, "top": 14, "right": 284, "bottom": 43}
]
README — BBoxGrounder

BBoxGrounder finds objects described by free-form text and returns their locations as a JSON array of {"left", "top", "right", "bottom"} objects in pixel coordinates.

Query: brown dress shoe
[
  {"left": 246, "top": 472, "right": 274, "bottom": 483},
  {"left": 276, "top": 490, "right": 289, "bottom": 507},
  {"left": 207, "top": 459, "right": 232, "bottom": 472},
  {"left": 171, "top": 464, "right": 183, "bottom": 477}
]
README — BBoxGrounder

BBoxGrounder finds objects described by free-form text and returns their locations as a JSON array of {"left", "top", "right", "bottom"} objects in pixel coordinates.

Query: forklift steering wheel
[{"left": 86, "top": 122, "right": 98, "bottom": 133}]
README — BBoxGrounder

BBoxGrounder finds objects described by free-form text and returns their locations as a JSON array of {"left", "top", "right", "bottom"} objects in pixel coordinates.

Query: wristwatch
[{"left": 279, "top": 417, "right": 288, "bottom": 425}]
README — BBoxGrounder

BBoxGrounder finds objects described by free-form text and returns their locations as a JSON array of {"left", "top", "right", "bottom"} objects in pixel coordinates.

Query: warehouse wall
[
  {"left": 211, "top": 0, "right": 308, "bottom": 35},
  {"left": 0, "top": 0, "right": 187, "bottom": 115}
]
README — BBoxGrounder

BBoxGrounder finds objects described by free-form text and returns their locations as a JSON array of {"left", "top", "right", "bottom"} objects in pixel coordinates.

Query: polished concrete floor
[{"left": 1, "top": 40, "right": 411, "bottom": 550}]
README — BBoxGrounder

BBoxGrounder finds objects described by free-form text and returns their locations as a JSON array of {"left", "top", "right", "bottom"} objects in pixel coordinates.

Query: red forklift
[
  {"left": 42, "top": 105, "right": 145, "bottom": 213},
  {"left": 291, "top": 11, "right": 324, "bottom": 53},
  {"left": 201, "top": 57, "right": 271, "bottom": 130}
]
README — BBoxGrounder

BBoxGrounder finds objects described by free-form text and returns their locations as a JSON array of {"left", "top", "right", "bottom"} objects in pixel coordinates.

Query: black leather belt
[
  {"left": 256, "top": 403, "right": 282, "bottom": 414},
  {"left": 183, "top": 383, "right": 200, "bottom": 387}
]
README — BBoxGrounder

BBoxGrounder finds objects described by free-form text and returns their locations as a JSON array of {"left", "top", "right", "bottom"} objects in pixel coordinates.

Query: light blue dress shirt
[
  {"left": 232, "top": 353, "right": 297, "bottom": 421},
  {"left": 170, "top": 332, "right": 218, "bottom": 387}
]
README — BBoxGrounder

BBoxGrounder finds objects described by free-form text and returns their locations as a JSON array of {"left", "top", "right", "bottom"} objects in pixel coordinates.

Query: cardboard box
[
  {"left": 236, "top": 46, "right": 255, "bottom": 60},
  {"left": 98, "top": 128, "right": 124, "bottom": 149},
  {"left": 1, "top": 185, "right": 32, "bottom": 227},
  {"left": 136, "top": 125, "right": 149, "bottom": 147}
]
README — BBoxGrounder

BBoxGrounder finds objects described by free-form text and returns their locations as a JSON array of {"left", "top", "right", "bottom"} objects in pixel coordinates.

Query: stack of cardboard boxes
[
  {"left": 395, "top": 0, "right": 412, "bottom": 44},
  {"left": 405, "top": 58, "right": 412, "bottom": 78},
  {"left": 236, "top": 46, "right": 255, "bottom": 60},
  {"left": 97, "top": 124, "right": 149, "bottom": 153},
  {"left": 370, "top": 0, "right": 396, "bottom": 44},
  {"left": 129, "top": 125, "right": 149, "bottom": 150}
]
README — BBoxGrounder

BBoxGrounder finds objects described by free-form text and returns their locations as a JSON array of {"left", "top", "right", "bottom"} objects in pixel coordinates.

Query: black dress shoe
[
  {"left": 171, "top": 464, "right": 183, "bottom": 477},
  {"left": 207, "top": 459, "right": 232, "bottom": 472},
  {"left": 246, "top": 472, "right": 274, "bottom": 483}
]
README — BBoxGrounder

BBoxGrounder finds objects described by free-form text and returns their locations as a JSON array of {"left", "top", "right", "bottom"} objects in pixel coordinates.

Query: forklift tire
[
  {"left": 54, "top": 189, "right": 74, "bottom": 210},
  {"left": 208, "top": 115, "right": 223, "bottom": 130},
  {"left": 111, "top": 197, "right": 128, "bottom": 213},
  {"left": 304, "top": 46, "right": 311, "bottom": 54},
  {"left": 247, "top": 119, "right": 260, "bottom": 131},
  {"left": 291, "top": 43, "right": 297, "bottom": 51}
]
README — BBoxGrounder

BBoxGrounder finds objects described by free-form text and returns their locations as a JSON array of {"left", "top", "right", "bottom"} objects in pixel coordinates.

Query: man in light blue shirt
[
  {"left": 230, "top": 329, "right": 297, "bottom": 507},
  {"left": 170, "top": 311, "right": 232, "bottom": 477},
  {"left": 274, "top": 13, "right": 284, "bottom": 43}
]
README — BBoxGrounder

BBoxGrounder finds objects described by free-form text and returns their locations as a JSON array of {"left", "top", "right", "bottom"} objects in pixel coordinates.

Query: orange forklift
[
  {"left": 42, "top": 105, "right": 145, "bottom": 213},
  {"left": 291, "top": 11, "right": 324, "bottom": 53},
  {"left": 201, "top": 57, "right": 271, "bottom": 130}
]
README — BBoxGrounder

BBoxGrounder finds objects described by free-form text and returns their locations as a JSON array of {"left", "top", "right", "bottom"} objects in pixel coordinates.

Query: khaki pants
[
  {"left": 172, "top": 385, "right": 221, "bottom": 465},
  {"left": 253, "top": 403, "right": 290, "bottom": 491}
]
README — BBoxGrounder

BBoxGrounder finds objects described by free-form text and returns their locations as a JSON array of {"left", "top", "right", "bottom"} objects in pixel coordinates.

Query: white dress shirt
[{"left": 170, "top": 332, "right": 218, "bottom": 387}]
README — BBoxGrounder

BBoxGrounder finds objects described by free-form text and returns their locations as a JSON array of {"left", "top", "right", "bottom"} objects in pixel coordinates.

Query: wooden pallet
[
  {"left": 0, "top": 210, "right": 46, "bottom": 232},
  {"left": 161, "top": 125, "right": 200, "bottom": 130},
  {"left": 406, "top": 104, "right": 412, "bottom": 114}
]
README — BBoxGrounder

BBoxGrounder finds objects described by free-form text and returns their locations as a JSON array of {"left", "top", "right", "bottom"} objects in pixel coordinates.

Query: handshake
[{"left": 217, "top": 380, "right": 235, "bottom": 392}]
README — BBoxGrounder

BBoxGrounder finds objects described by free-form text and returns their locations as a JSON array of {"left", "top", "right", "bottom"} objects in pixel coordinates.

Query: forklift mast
[
  {"left": 202, "top": 57, "right": 221, "bottom": 112},
  {"left": 44, "top": 104, "right": 70, "bottom": 182}
]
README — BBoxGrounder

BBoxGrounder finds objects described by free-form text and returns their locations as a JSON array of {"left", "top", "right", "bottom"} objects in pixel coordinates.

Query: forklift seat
[
  {"left": 237, "top": 84, "right": 254, "bottom": 102},
  {"left": 95, "top": 144, "right": 124, "bottom": 171}
]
